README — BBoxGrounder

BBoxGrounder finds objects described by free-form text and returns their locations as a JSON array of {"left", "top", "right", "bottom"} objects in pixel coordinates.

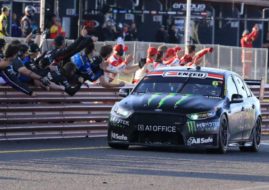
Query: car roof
[{"left": 155, "top": 66, "right": 236, "bottom": 77}]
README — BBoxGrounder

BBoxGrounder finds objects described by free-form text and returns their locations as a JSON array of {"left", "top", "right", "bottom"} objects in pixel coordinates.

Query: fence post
[
  {"left": 254, "top": 49, "right": 258, "bottom": 80},
  {"left": 230, "top": 47, "right": 233, "bottom": 71},
  {"left": 264, "top": 49, "right": 268, "bottom": 84},
  {"left": 134, "top": 41, "right": 137, "bottom": 64},
  {"left": 217, "top": 45, "right": 220, "bottom": 68},
  {"left": 203, "top": 45, "right": 206, "bottom": 67}
]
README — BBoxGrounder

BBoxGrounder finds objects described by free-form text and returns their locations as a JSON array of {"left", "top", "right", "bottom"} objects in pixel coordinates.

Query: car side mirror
[
  {"left": 231, "top": 94, "right": 243, "bottom": 103},
  {"left": 119, "top": 88, "right": 130, "bottom": 97}
]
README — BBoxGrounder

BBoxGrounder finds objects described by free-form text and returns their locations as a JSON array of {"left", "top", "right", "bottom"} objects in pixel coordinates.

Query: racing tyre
[
  {"left": 215, "top": 115, "right": 229, "bottom": 154},
  {"left": 108, "top": 142, "right": 129, "bottom": 149},
  {"left": 239, "top": 118, "right": 261, "bottom": 152}
]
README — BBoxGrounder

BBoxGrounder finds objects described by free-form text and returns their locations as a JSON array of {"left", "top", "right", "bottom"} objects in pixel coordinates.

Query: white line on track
[{"left": 233, "top": 184, "right": 269, "bottom": 190}]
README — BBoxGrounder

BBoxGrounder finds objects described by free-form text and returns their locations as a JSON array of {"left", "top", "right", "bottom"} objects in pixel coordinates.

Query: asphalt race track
[{"left": 0, "top": 136, "right": 269, "bottom": 190}]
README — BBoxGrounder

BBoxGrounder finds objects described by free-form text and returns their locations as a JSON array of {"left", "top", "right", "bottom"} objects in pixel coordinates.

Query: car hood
[{"left": 119, "top": 93, "right": 223, "bottom": 114}]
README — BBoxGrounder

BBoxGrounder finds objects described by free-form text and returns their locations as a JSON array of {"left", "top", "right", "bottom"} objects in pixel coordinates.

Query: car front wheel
[{"left": 216, "top": 115, "right": 229, "bottom": 154}]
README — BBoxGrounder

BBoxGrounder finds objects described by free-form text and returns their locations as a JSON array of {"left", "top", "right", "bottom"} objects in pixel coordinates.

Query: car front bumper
[{"left": 108, "top": 113, "right": 221, "bottom": 149}]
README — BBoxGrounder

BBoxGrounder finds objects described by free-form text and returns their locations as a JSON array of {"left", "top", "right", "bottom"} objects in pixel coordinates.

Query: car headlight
[
  {"left": 112, "top": 106, "right": 133, "bottom": 118},
  {"left": 187, "top": 110, "right": 216, "bottom": 120}
]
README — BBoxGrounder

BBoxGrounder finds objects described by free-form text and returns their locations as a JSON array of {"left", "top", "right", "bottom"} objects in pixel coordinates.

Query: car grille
[{"left": 130, "top": 113, "right": 186, "bottom": 145}]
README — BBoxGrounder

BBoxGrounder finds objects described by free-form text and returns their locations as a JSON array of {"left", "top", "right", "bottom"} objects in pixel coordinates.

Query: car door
[
  {"left": 242, "top": 80, "right": 256, "bottom": 139},
  {"left": 226, "top": 75, "right": 244, "bottom": 141},
  {"left": 233, "top": 75, "right": 251, "bottom": 140}
]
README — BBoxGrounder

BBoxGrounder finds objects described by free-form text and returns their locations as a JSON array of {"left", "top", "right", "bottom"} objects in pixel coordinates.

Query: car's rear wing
[{"left": 244, "top": 78, "right": 265, "bottom": 101}]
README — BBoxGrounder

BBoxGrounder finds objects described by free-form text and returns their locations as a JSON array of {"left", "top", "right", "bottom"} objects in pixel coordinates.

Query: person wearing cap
[
  {"left": 50, "top": 15, "right": 65, "bottom": 39},
  {"left": 0, "top": 6, "right": 9, "bottom": 37},
  {"left": 162, "top": 46, "right": 183, "bottom": 67},
  {"left": 106, "top": 44, "right": 143, "bottom": 83},
  {"left": 241, "top": 24, "right": 259, "bottom": 78},
  {"left": 179, "top": 45, "right": 213, "bottom": 66},
  {"left": 133, "top": 47, "right": 159, "bottom": 84}
]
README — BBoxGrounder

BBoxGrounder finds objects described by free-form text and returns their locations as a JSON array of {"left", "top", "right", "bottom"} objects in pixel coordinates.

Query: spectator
[
  {"left": 0, "top": 38, "right": 6, "bottom": 84},
  {"left": 241, "top": 24, "right": 259, "bottom": 78},
  {"left": 21, "top": 5, "right": 36, "bottom": 37},
  {"left": 0, "top": 43, "right": 34, "bottom": 95},
  {"left": 0, "top": 38, "right": 5, "bottom": 59},
  {"left": 168, "top": 24, "right": 179, "bottom": 44},
  {"left": 106, "top": 44, "right": 144, "bottom": 84},
  {"left": 122, "top": 23, "right": 137, "bottom": 41},
  {"left": 102, "top": 21, "right": 117, "bottom": 41},
  {"left": 50, "top": 15, "right": 65, "bottom": 39},
  {"left": 179, "top": 45, "right": 213, "bottom": 66},
  {"left": 11, "top": 13, "right": 22, "bottom": 37},
  {"left": 0, "top": 6, "right": 9, "bottom": 37},
  {"left": 122, "top": 24, "right": 132, "bottom": 41},
  {"left": 133, "top": 47, "right": 158, "bottom": 83},
  {"left": 129, "top": 22, "right": 138, "bottom": 41},
  {"left": 154, "top": 45, "right": 168, "bottom": 68},
  {"left": 155, "top": 25, "right": 168, "bottom": 42}
]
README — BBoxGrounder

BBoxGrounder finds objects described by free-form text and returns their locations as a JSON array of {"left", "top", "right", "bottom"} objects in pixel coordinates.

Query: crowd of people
[
  {"left": 0, "top": 5, "right": 65, "bottom": 40},
  {"left": 0, "top": 4, "right": 218, "bottom": 96},
  {"left": 0, "top": 19, "right": 213, "bottom": 96}
]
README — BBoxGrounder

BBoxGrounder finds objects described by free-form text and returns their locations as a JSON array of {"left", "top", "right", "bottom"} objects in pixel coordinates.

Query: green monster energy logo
[
  {"left": 148, "top": 93, "right": 162, "bottom": 106},
  {"left": 174, "top": 94, "right": 191, "bottom": 107},
  {"left": 158, "top": 93, "right": 176, "bottom": 108},
  {"left": 187, "top": 121, "right": 197, "bottom": 134}
]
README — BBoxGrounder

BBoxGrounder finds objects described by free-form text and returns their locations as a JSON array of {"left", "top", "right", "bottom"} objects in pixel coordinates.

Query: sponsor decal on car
[
  {"left": 148, "top": 71, "right": 224, "bottom": 80},
  {"left": 111, "top": 132, "right": 128, "bottom": 141},
  {"left": 163, "top": 71, "right": 207, "bottom": 78},
  {"left": 187, "top": 121, "right": 219, "bottom": 134},
  {"left": 138, "top": 124, "right": 176, "bottom": 133},
  {"left": 110, "top": 116, "right": 130, "bottom": 127},
  {"left": 187, "top": 136, "right": 213, "bottom": 146},
  {"left": 187, "top": 121, "right": 197, "bottom": 134}
]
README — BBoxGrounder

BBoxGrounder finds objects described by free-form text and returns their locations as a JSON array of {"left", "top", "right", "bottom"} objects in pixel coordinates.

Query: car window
[
  {"left": 243, "top": 82, "right": 252, "bottom": 97},
  {"left": 134, "top": 72, "right": 224, "bottom": 97},
  {"left": 226, "top": 76, "right": 238, "bottom": 100},
  {"left": 233, "top": 75, "right": 248, "bottom": 99}
]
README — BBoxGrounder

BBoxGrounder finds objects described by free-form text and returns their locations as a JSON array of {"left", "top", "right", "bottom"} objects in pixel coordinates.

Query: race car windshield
[{"left": 134, "top": 75, "right": 224, "bottom": 97}]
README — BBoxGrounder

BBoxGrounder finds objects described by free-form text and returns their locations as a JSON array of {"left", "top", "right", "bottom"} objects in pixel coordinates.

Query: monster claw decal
[
  {"left": 174, "top": 94, "right": 191, "bottom": 107},
  {"left": 148, "top": 93, "right": 162, "bottom": 106},
  {"left": 187, "top": 121, "right": 197, "bottom": 134},
  {"left": 158, "top": 93, "right": 176, "bottom": 108}
]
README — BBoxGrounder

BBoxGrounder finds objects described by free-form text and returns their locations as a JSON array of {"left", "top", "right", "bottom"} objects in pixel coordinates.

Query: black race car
[{"left": 107, "top": 67, "right": 262, "bottom": 153}]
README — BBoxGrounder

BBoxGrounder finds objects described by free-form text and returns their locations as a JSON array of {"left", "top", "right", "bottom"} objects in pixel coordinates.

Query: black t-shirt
[
  {"left": 11, "top": 58, "right": 24, "bottom": 73},
  {"left": 46, "top": 66, "right": 81, "bottom": 96},
  {"left": 24, "top": 56, "right": 49, "bottom": 77}
]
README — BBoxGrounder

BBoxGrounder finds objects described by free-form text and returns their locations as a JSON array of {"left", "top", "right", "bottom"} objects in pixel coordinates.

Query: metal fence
[
  {"left": 3, "top": 37, "right": 268, "bottom": 82},
  {"left": 94, "top": 41, "right": 269, "bottom": 82}
]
